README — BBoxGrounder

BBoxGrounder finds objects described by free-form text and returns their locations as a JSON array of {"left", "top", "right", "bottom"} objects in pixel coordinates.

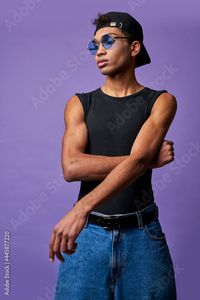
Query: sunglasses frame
[{"left": 87, "top": 34, "right": 130, "bottom": 55}]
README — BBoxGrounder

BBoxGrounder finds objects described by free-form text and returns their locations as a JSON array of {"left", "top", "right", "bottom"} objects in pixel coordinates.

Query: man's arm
[
  {"left": 62, "top": 95, "right": 129, "bottom": 181},
  {"left": 62, "top": 95, "right": 174, "bottom": 182},
  {"left": 76, "top": 92, "right": 177, "bottom": 213}
]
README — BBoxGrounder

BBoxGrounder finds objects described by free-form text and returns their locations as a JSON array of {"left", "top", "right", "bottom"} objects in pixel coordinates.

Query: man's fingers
[
  {"left": 163, "top": 140, "right": 174, "bottom": 153},
  {"left": 67, "top": 239, "right": 77, "bottom": 252},
  {"left": 60, "top": 236, "right": 68, "bottom": 253},
  {"left": 54, "top": 235, "right": 65, "bottom": 262},
  {"left": 60, "top": 237, "right": 77, "bottom": 254},
  {"left": 60, "top": 237, "right": 75, "bottom": 254},
  {"left": 50, "top": 230, "right": 78, "bottom": 262},
  {"left": 49, "top": 244, "right": 54, "bottom": 262},
  {"left": 55, "top": 250, "right": 65, "bottom": 262},
  {"left": 49, "top": 232, "right": 55, "bottom": 262},
  {"left": 165, "top": 139, "right": 174, "bottom": 145},
  {"left": 49, "top": 245, "right": 54, "bottom": 262}
]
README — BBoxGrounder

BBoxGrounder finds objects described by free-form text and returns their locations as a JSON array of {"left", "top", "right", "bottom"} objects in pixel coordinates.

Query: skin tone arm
[
  {"left": 62, "top": 95, "right": 174, "bottom": 182},
  {"left": 61, "top": 95, "right": 128, "bottom": 182},
  {"left": 49, "top": 92, "right": 177, "bottom": 262},
  {"left": 77, "top": 92, "right": 177, "bottom": 212}
]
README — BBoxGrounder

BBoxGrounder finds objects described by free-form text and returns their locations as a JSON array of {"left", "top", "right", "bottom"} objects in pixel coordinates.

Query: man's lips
[{"left": 97, "top": 60, "right": 108, "bottom": 67}]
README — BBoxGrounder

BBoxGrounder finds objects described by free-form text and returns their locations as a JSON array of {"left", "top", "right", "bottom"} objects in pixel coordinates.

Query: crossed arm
[
  {"left": 61, "top": 95, "right": 175, "bottom": 183},
  {"left": 71, "top": 92, "right": 177, "bottom": 213}
]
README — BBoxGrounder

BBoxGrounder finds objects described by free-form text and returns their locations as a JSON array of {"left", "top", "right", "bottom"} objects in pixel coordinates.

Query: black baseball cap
[{"left": 94, "top": 11, "right": 151, "bottom": 68}]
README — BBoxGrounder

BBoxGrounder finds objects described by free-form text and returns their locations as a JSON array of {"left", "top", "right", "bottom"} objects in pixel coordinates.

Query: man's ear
[{"left": 130, "top": 41, "right": 141, "bottom": 57}]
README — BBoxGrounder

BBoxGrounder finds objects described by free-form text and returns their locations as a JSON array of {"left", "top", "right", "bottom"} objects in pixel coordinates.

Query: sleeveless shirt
[{"left": 74, "top": 86, "right": 168, "bottom": 215}]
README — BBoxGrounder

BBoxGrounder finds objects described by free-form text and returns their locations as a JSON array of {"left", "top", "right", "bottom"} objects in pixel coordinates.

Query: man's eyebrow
[{"left": 93, "top": 32, "right": 119, "bottom": 41}]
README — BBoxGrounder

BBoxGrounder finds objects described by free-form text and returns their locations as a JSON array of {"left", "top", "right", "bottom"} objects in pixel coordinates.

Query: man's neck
[{"left": 102, "top": 70, "right": 144, "bottom": 97}]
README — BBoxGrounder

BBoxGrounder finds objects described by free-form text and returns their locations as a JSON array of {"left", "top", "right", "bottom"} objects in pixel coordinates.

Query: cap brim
[{"left": 135, "top": 42, "right": 151, "bottom": 68}]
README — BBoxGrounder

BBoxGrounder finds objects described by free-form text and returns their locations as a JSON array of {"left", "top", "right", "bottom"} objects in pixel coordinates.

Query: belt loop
[
  {"left": 84, "top": 214, "right": 90, "bottom": 228},
  {"left": 136, "top": 212, "right": 144, "bottom": 229}
]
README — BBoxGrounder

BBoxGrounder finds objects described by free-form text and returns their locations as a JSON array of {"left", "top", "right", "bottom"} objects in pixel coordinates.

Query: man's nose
[{"left": 96, "top": 43, "right": 107, "bottom": 56}]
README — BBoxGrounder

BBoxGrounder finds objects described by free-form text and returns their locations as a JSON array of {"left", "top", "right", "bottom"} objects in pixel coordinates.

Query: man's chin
[{"left": 99, "top": 67, "right": 117, "bottom": 76}]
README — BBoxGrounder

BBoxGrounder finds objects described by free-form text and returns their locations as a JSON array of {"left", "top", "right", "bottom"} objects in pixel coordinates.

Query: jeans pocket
[{"left": 144, "top": 219, "right": 166, "bottom": 240}]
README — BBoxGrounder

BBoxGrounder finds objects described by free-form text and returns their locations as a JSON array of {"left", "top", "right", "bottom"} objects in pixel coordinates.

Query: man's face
[{"left": 92, "top": 27, "right": 138, "bottom": 76}]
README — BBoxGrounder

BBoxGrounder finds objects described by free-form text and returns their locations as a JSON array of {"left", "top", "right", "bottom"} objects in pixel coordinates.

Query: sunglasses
[{"left": 87, "top": 34, "right": 129, "bottom": 55}]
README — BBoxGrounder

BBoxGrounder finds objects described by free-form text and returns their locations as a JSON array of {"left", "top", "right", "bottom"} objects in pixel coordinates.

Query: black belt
[{"left": 87, "top": 207, "right": 158, "bottom": 230}]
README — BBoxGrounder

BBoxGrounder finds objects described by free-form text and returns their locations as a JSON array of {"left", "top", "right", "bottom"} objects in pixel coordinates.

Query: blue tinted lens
[
  {"left": 88, "top": 40, "right": 98, "bottom": 55},
  {"left": 87, "top": 35, "right": 115, "bottom": 55},
  {"left": 102, "top": 35, "right": 114, "bottom": 49}
]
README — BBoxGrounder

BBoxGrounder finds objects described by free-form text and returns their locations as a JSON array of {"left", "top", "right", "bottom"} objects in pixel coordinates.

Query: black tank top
[{"left": 74, "top": 86, "right": 168, "bottom": 215}]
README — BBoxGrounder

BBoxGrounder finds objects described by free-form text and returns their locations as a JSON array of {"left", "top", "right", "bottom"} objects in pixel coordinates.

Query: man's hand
[
  {"left": 49, "top": 202, "right": 89, "bottom": 263},
  {"left": 148, "top": 140, "right": 174, "bottom": 169}
]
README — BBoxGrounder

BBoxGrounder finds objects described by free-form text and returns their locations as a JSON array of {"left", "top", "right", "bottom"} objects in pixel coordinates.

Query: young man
[{"left": 50, "top": 11, "right": 177, "bottom": 299}]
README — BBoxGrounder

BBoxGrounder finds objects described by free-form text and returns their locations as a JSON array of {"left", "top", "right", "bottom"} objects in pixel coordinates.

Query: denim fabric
[{"left": 54, "top": 203, "right": 177, "bottom": 300}]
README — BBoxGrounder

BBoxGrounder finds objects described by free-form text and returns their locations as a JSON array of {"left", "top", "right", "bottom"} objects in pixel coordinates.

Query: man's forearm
[
  {"left": 77, "top": 156, "right": 146, "bottom": 213},
  {"left": 66, "top": 153, "right": 129, "bottom": 181}
]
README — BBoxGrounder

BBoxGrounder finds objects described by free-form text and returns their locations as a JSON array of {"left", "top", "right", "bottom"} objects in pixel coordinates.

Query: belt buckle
[{"left": 102, "top": 216, "right": 120, "bottom": 229}]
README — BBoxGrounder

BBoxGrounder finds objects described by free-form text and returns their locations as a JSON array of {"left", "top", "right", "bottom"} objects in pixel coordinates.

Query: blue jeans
[{"left": 54, "top": 203, "right": 177, "bottom": 300}]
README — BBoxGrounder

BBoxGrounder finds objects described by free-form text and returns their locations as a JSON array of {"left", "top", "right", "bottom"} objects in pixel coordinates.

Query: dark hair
[{"left": 92, "top": 12, "right": 134, "bottom": 44}]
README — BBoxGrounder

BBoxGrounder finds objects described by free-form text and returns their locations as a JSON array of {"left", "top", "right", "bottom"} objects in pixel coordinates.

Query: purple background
[{"left": 0, "top": 1, "right": 199, "bottom": 299}]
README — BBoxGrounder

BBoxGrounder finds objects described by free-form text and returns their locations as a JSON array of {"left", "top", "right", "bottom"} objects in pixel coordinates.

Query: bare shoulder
[
  {"left": 64, "top": 94, "right": 85, "bottom": 124},
  {"left": 151, "top": 91, "right": 177, "bottom": 115},
  {"left": 64, "top": 94, "right": 84, "bottom": 113}
]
